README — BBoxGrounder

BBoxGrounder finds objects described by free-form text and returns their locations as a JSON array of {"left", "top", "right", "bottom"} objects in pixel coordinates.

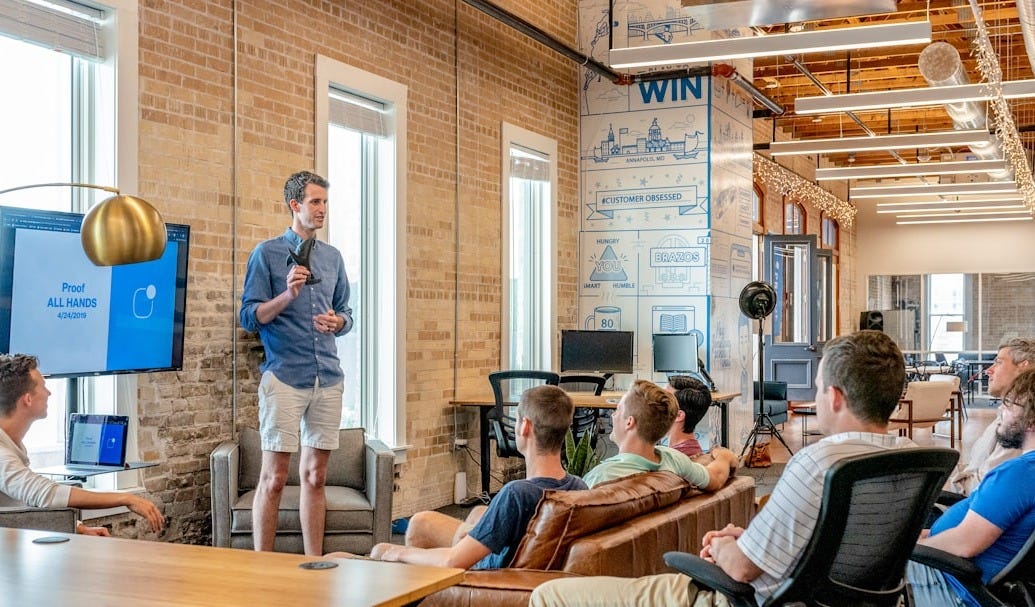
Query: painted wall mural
[{"left": 579, "top": 0, "right": 756, "bottom": 450}]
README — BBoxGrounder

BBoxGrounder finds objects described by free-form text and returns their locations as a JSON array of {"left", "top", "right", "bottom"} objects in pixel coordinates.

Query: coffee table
[{"left": 794, "top": 405, "right": 821, "bottom": 446}]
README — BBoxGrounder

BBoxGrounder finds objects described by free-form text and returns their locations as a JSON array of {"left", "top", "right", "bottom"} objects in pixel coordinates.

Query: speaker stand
[{"left": 739, "top": 315, "right": 794, "bottom": 460}]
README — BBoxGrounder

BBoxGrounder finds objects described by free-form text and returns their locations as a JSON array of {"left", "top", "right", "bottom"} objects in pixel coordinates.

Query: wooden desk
[
  {"left": 452, "top": 390, "right": 740, "bottom": 495},
  {"left": 0, "top": 528, "right": 464, "bottom": 606}
]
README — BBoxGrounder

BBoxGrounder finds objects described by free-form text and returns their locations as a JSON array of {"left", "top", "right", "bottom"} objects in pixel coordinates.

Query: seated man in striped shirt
[{"left": 530, "top": 330, "right": 914, "bottom": 607}]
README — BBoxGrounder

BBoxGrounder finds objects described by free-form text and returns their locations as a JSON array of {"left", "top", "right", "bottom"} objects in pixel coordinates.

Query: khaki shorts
[{"left": 258, "top": 371, "right": 343, "bottom": 452}]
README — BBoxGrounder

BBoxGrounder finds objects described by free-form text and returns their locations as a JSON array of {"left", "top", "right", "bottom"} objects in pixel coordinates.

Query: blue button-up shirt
[{"left": 240, "top": 228, "right": 353, "bottom": 389}]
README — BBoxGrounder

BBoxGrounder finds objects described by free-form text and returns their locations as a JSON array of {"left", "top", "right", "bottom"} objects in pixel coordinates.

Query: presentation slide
[
  {"left": 69, "top": 420, "right": 102, "bottom": 464},
  {"left": 7, "top": 227, "right": 180, "bottom": 375}
]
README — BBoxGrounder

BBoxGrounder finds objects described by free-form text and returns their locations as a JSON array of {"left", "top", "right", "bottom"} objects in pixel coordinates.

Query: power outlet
[{"left": 453, "top": 438, "right": 468, "bottom": 450}]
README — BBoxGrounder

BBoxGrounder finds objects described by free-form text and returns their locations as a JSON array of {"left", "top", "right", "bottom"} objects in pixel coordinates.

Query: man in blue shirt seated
[
  {"left": 909, "top": 366, "right": 1035, "bottom": 607},
  {"left": 584, "top": 379, "right": 738, "bottom": 490},
  {"left": 361, "top": 385, "right": 586, "bottom": 569}
]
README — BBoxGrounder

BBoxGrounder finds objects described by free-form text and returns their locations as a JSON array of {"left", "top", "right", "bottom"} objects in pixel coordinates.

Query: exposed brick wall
[{"left": 121, "top": 0, "right": 578, "bottom": 542}]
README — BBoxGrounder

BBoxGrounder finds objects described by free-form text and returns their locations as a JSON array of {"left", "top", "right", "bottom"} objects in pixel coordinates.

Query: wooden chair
[{"left": 888, "top": 380, "right": 958, "bottom": 447}]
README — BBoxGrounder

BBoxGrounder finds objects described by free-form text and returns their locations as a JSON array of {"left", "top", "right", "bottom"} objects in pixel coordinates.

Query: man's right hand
[
  {"left": 126, "top": 495, "right": 165, "bottom": 533},
  {"left": 286, "top": 265, "right": 309, "bottom": 299},
  {"left": 711, "top": 447, "right": 740, "bottom": 471}
]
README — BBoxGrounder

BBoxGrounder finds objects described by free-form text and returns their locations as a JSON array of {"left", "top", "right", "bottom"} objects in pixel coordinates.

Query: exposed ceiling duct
[
  {"left": 917, "top": 41, "right": 1011, "bottom": 180},
  {"left": 460, "top": 0, "right": 783, "bottom": 113}
]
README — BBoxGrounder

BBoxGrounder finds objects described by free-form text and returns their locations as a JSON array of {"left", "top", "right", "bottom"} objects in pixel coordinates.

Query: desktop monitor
[
  {"left": 560, "top": 330, "right": 634, "bottom": 374},
  {"left": 652, "top": 333, "right": 699, "bottom": 374}
]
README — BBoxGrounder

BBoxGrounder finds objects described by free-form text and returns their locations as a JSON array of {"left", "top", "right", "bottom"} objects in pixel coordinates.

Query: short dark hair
[
  {"left": 1004, "top": 367, "right": 1035, "bottom": 431},
  {"left": 283, "top": 170, "right": 329, "bottom": 212},
  {"left": 820, "top": 330, "right": 905, "bottom": 425},
  {"left": 517, "top": 385, "right": 574, "bottom": 453},
  {"left": 1000, "top": 338, "right": 1035, "bottom": 366},
  {"left": 0, "top": 354, "right": 39, "bottom": 417},
  {"left": 625, "top": 380, "right": 677, "bottom": 443},
  {"left": 674, "top": 379, "right": 712, "bottom": 432},
  {"left": 667, "top": 375, "right": 698, "bottom": 391}
]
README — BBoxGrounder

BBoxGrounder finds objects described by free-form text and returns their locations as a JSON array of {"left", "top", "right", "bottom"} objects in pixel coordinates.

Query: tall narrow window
[
  {"left": 784, "top": 201, "right": 805, "bottom": 235},
  {"left": 928, "top": 274, "right": 965, "bottom": 353},
  {"left": 317, "top": 57, "right": 407, "bottom": 449},
  {"left": 501, "top": 124, "right": 556, "bottom": 371},
  {"left": 0, "top": 0, "right": 139, "bottom": 490}
]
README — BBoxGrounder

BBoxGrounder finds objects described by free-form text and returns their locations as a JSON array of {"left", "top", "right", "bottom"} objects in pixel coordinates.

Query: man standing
[
  {"left": 0, "top": 354, "right": 164, "bottom": 535},
  {"left": 530, "top": 330, "right": 914, "bottom": 607},
  {"left": 949, "top": 337, "right": 1035, "bottom": 494},
  {"left": 356, "top": 385, "right": 586, "bottom": 569},
  {"left": 583, "top": 379, "right": 738, "bottom": 490},
  {"left": 240, "top": 170, "right": 353, "bottom": 554},
  {"left": 909, "top": 367, "right": 1035, "bottom": 606}
]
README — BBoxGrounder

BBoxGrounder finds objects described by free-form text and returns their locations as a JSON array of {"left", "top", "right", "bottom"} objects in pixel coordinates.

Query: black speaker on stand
[
  {"left": 738, "top": 281, "right": 794, "bottom": 459},
  {"left": 859, "top": 310, "right": 884, "bottom": 331}
]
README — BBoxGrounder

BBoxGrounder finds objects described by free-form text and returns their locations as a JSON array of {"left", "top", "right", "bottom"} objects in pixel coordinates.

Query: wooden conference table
[
  {"left": 452, "top": 390, "right": 740, "bottom": 495},
  {"left": 0, "top": 528, "right": 464, "bottom": 606}
]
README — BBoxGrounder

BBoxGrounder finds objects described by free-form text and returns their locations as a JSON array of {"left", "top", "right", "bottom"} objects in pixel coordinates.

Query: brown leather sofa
[{"left": 421, "top": 471, "right": 755, "bottom": 607}]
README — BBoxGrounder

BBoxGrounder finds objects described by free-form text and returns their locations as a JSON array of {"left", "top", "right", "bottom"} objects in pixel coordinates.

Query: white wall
[{"left": 853, "top": 202, "right": 1035, "bottom": 310}]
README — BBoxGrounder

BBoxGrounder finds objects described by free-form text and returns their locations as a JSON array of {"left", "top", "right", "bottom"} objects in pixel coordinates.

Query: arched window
[
  {"left": 821, "top": 215, "right": 839, "bottom": 249},
  {"left": 784, "top": 201, "right": 805, "bottom": 234}
]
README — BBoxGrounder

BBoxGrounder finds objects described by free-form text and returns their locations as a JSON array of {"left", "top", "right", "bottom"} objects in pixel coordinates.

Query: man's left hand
[{"left": 313, "top": 310, "right": 342, "bottom": 334}]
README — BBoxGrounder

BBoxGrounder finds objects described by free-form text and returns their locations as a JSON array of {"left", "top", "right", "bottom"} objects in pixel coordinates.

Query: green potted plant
[{"left": 563, "top": 428, "right": 601, "bottom": 477}]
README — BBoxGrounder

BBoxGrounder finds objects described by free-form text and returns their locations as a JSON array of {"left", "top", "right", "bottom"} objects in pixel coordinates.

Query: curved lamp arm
[
  {"left": 0, "top": 182, "right": 121, "bottom": 197},
  {"left": 0, "top": 182, "right": 167, "bottom": 266}
]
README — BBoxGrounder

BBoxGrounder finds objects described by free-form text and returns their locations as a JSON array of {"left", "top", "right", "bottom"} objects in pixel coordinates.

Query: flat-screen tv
[
  {"left": 560, "top": 330, "right": 634, "bottom": 374},
  {"left": 0, "top": 206, "right": 190, "bottom": 377},
  {"left": 653, "top": 333, "right": 699, "bottom": 374}
]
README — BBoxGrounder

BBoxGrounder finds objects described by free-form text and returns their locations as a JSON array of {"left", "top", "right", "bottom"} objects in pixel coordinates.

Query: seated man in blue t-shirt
[
  {"left": 909, "top": 367, "right": 1035, "bottom": 607},
  {"left": 584, "top": 379, "right": 738, "bottom": 490},
  {"left": 362, "top": 385, "right": 586, "bottom": 570}
]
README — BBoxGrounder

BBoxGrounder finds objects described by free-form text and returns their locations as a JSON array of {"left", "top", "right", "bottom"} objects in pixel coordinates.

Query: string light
[
  {"left": 754, "top": 153, "right": 857, "bottom": 227},
  {"left": 968, "top": 0, "right": 1035, "bottom": 214}
]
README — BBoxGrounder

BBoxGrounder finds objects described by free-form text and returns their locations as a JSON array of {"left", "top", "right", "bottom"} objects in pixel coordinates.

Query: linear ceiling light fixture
[
  {"left": 815, "top": 160, "right": 1008, "bottom": 181},
  {"left": 897, "top": 216, "right": 1033, "bottom": 225},
  {"left": 850, "top": 181, "right": 1019, "bottom": 199},
  {"left": 876, "top": 204, "right": 1027, "bottom": 214},
  {"left": 894, "top": 209, "right": 1031, "bottom": 218},
  {"left": 768, "top": 129, "right": 993, "bottom": 157},
  {"left": 796, "top": 79, "right": 1035, "bottom": 114},
  {"left": 874, "top": 194, "right": 1025, "bottom": 206},
  {"left": 609, "top": 21, "right": 932, "bottom": 69}
]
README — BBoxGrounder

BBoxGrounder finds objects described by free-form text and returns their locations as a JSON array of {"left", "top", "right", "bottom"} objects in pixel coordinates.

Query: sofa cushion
[
  {"left": 238, "top": 427, "right": 366, "bottom": 491},
  {"left": 510, "top": 471, "right": 690, "bottom": 570},
  {"left": 229, "top": 485, "right": 373, "bottom": 533}
]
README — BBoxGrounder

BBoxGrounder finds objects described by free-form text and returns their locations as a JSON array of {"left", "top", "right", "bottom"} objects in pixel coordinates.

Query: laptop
[{"left": 39, "top": 414, "right": 130, "bottom": 476}]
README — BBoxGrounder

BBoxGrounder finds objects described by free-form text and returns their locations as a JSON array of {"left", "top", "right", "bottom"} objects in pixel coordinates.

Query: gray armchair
[
  {"left": 0, "top": 506, "right": 78, "bottom": 533},
  {"left": 210, "top": 427, "right": 394, "bottom": 554}
]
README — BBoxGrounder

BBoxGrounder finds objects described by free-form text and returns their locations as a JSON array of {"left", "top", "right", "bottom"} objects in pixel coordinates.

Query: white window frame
[
  {"left": 1, "top": 0, "right": 141, "bottom": 495},
  {"left": 500, "top": 123, "right": 557, "bottom": 371},
  {"left": 315, "top": 55, "right": 407, "bottom": 453}
]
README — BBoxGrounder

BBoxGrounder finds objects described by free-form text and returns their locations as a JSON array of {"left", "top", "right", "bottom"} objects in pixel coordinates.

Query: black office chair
[
  {"left": 664, "top": 448, "right": 959, "bottom": 607},
  {"left": 912, "top": 527, "right": 1035, "bottom": 607},
  {"left": 487, "top": 370, "right": 560, "bottom": 458},
  {"left": 558, "top": 374, "right": 607, "bottom": 446}
]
